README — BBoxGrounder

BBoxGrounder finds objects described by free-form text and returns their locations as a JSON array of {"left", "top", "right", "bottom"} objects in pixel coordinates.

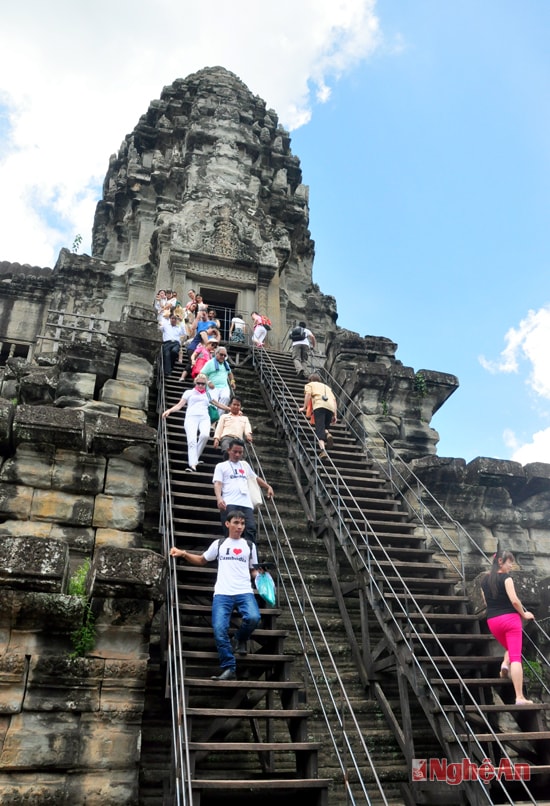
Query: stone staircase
[
  {"left": 139, "top": 345, "right": 550, "bottom": 805},
  {"left": 261, "top": 348, "right": 550, "bottom": 805}
]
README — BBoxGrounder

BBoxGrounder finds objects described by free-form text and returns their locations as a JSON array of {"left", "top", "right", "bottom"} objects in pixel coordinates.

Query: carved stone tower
[{"left": 91, "top": 66, "right": 336, "bottom": 346}]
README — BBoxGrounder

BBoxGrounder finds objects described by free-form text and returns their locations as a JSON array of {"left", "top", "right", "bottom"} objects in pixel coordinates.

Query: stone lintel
[{"left": 466, "top": 457, "right": 526, "bottom": 493}]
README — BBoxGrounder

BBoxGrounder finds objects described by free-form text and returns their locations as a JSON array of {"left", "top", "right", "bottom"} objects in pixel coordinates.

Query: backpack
[
  {"left": 260, "top": 315, "right": 272, "bottom": 331},
  {"left": 290, "top": 326, "right": 306, "bottom": 342}
]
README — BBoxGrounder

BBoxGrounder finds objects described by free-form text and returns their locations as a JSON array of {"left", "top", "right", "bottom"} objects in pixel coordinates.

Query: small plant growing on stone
[
  {"left": 68, "top": 559, "right": 96, "bottom": 658},
  {"left": 71, "top": 233, "right": 83, "bottom": 253},
  {"left": 414, "top": 372, "right": 428, "bottom": 397}
]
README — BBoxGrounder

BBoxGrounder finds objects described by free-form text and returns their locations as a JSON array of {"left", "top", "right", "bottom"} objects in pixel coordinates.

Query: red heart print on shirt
[{"left": 233, "top": 549, "right": 242, "bottom": 555}]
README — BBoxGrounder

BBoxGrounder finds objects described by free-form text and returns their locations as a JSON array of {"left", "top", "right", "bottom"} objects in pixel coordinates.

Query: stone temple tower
[{"left": 90, "top": 66, "right": 337, "bottom": 347}]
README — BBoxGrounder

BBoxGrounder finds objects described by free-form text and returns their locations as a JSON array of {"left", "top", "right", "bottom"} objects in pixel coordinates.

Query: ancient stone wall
[{"left": 0, "top": 308, "right": 165, "bottom": 805}]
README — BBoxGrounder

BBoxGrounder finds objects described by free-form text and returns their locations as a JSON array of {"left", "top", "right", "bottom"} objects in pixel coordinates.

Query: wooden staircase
[{"left": 259, "top": 349, "right": 550, "bottom": 805}]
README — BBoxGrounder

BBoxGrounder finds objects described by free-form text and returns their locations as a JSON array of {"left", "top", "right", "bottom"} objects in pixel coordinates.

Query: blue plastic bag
[{"left": 255, "top": 571, "right": 276, "bottom": 607}]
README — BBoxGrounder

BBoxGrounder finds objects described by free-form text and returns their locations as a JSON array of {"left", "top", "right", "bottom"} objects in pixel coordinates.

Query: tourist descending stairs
[
  {"left": 253, "top": 347, "right": 550, "bottom": 806},
  {"left": 157, "top": 359, "right": 331, "bottom": 806}
]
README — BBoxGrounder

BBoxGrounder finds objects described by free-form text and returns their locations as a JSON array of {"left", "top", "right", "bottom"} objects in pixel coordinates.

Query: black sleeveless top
[{"left": 481, "top": 572, "right": 516, "bottom": 618}]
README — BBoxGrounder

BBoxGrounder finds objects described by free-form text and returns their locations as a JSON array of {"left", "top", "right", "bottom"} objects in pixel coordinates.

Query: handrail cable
[
  {"left": 157, "top": 357, "right": 193, "bottom": 806},
  {"left": 252, "top": 345, "right": 548, "bottom": 805}
]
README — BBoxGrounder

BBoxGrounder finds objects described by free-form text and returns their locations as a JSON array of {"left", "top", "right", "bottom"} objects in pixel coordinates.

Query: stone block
[
  {"left": 0, "top": 520, "right": 53, "bottom": 539},
  {"left": 95, "top": 529, "right": 142, "bottom": 549},
  {"left": 23, "top": 656, "right": 104, "bottom": 713},
  {"left": 56, "top": 371, "right": 96, "bottom": 402},
  {"left": 109, "top": 318, "right": 162, "bottom": 364},
  {"left": 120, "top": 406, "right": 147, "bottom": 424},
  {"left": 104, "top": 456, "right": 147, "bottom": 497},
  {"left": 116, "top": 353, "right": 154, "bottom": 385},
  {"left": 0, "top": 590, "right": 82, "bottom": 633},
  {"left": 13, "top": 405, "right": 86, "bottom": 450},
  {"left": 99, "top": 379, "right": 148, "bottom": 411},
  {"left": 0, "top": 483, "right": 33, "bottom": 519},
  {"left": 0, "top": 653, "right": 27, "bottom": 714},
  {"left": 80, "top": 712, "right": 141, "bottom": 767},
  {"left": 0, "top": 397, "right": 15, "bottom": 453},
  {"left": 31, "top": 489, "right": 94, "bottom": 526},
  {"left": 466, "top": 456, "right": 526, "bottom": 491},
  {"left": 0, "top": 712, "right": 81, "bottom": 768},
  {"left": 58, "top": 341, "right": 118, "bottom": 382},
  {"left": 52, "top": 450, "right": 106, "bottom": 494},
  {"left": 0, "top": 774, "right": 69, "bottom": 804},
  {"left": 80, "top": 400, "right": 120, "bottom": 418},
  {"left": 49, "top": 525, "right": 95, "bottom": 553},
  {"left": 0, "top": 445, "right": 55, "bottom": 488},
  {"left": 87, "top": 414, "right": 156, "bottom": 457},
  {"left": 93, "top": 599, "right": 155, "bottom": 659},
  {"left": 92, "top": 494, "right": 143, "bottom": 531},
  {"left": 91, "top": 547, "right": 165, "bottom": 600},
  {"left": 0, "top": 537, "right": 69, "bottom": 593}
]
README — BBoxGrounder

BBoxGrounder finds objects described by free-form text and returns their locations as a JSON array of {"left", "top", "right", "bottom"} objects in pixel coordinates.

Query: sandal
[
  {"left": 184, "top": 467, "right": 196, "bottom": 473},
  {"left": 499, "top": 664, "right": 509, "bottom": 678},
  {"left": 515, "top": 698, "right": 533, "bottom": 705}
]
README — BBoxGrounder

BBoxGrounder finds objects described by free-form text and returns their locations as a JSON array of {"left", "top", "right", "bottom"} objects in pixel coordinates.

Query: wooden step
[
  {"left": 189, "top": 741, "right": 320, "bottom": 752},
  {"left": 187, "top": 707, "right": 310, "bottom": 719},
  {"left": 185, "top": 677, "right": 301, "bottom": 690},
  {"left": 450, "top": 730, "right": 550, "bottom": 743},
  {"left": 190, "top": 778, "right": 331, "bottom": 793}
]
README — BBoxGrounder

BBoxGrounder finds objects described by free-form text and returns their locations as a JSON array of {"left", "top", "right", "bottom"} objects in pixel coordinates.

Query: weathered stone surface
[
  {"left": 87, "top": 414, "right": 156, "bottom": 457},
  {"left": 94, "top": 528, "right": 142, "bottom": 549},
  {"left": 0, "top": 590, "right": 82, "bottom": 634},
  {"left": 58, "top": 341, "right": 118, "bottom": 382},
  {"left": 0, "top": 537, "right": 68, "bottom": 593},
  {"left": 31, "top": 489, "right": 95, "bottom": 526},
  {"left": 90, "top": 547, "right": 165, "bottom": 600},
  {"left": 0, "top": 653, "right": 27, "bottom": 714},
  {"left": 0, "top": 445, "right": 55, "bottom": 488},
  {"left": 52, "top": 450, "right": 106, "bottom": 494},
  {"left": 99, "top": 379, "right": 148, "bottom": 411},
  {"left": 104, "top": 456, "right": 147, "bottom": 497},
  {"left": 0, "top": 397, "right": 15, "bottom": 453},
  {"left": 120, "top": 406, "right": 147, "bottom": 424},
  {"left": 116, "top": 353, "right": 154, "bottom": 385},
  {"left": 13, "top": 405, "right": 86, "bottom": 450},
  {"left": 56, "top": 372, "right": 96, "bottom": 402},
  {"left": 23, "top": 656, "right": 105, "bottom": 713},
  {"left": 0, "top": 483, "right": 33, "bottom": 519},
  {"left": 92, "top": 494, "right": 143, "bottom": 531},
  {"left": 93, "top": 600, "right": 156, "bottom": 659}
]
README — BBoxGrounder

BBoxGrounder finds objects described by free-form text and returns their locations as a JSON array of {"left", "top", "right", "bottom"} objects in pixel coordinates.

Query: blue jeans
[{"left": 211, "top": 593, "right": 261, "bottom": 671}]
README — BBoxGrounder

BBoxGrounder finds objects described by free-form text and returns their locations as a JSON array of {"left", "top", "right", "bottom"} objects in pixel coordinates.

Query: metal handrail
[
  {"left": 156, "top": 356, "right": 193, "bottom": 805},
  {"left": 246, "top": 440, "right": 392, "bottom": 805},
  {"left": 316, "top": 365, "right": 550, "bottom": 688},
  {"left": 251, "top": 345, "right": 546, "bottom": 805}
]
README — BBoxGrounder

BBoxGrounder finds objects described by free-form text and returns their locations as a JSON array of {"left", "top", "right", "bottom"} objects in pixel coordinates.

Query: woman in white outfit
[{"left": 161, "top": 374, "right": 229, "bottom": 472}]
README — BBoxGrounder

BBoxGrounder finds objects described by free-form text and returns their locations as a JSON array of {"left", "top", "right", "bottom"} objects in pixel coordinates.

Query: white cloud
[
  {"left": 479, "top": 305, "right": 550, "bottom": 398},
  {"left": 490, "top": 306, "right": 550, "bottom": 465},
  {"left": 505, "top": 427, "right": 550, "bottom": 466},
  {"left": 0, "top": 0, "right": 380, "bottom": 267}
]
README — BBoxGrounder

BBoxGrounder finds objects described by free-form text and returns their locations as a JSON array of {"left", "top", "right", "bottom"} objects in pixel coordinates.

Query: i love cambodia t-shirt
[{"left": 203, "top": 537, "right": 258, "bottom": 595}]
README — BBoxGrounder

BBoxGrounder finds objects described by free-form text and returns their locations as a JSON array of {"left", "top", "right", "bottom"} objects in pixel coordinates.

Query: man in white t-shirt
[
  {"left": 289, "top": 320, "right": 316, "bottom": 378},
  {"left": 170, "top": 511, "right": 262, "bottom": 680},
  {"left": 212, "top": 439, "right": 274, "bottom": 543}
]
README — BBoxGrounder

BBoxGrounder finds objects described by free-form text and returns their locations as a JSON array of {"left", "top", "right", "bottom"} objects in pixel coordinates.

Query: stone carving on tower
[{"left": 91, "top": 66, "right": 336, "bottom": 344}]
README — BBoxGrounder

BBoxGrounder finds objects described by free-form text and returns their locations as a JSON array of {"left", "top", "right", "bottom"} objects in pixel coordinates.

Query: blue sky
[{"left": 0, "top": 0, "right": 548, "bottom": 464}]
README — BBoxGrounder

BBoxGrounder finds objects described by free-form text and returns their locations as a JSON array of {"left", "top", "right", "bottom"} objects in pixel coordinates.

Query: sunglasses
[{"left": 195, "top": 382, "right": 206, "bottom": 386}]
